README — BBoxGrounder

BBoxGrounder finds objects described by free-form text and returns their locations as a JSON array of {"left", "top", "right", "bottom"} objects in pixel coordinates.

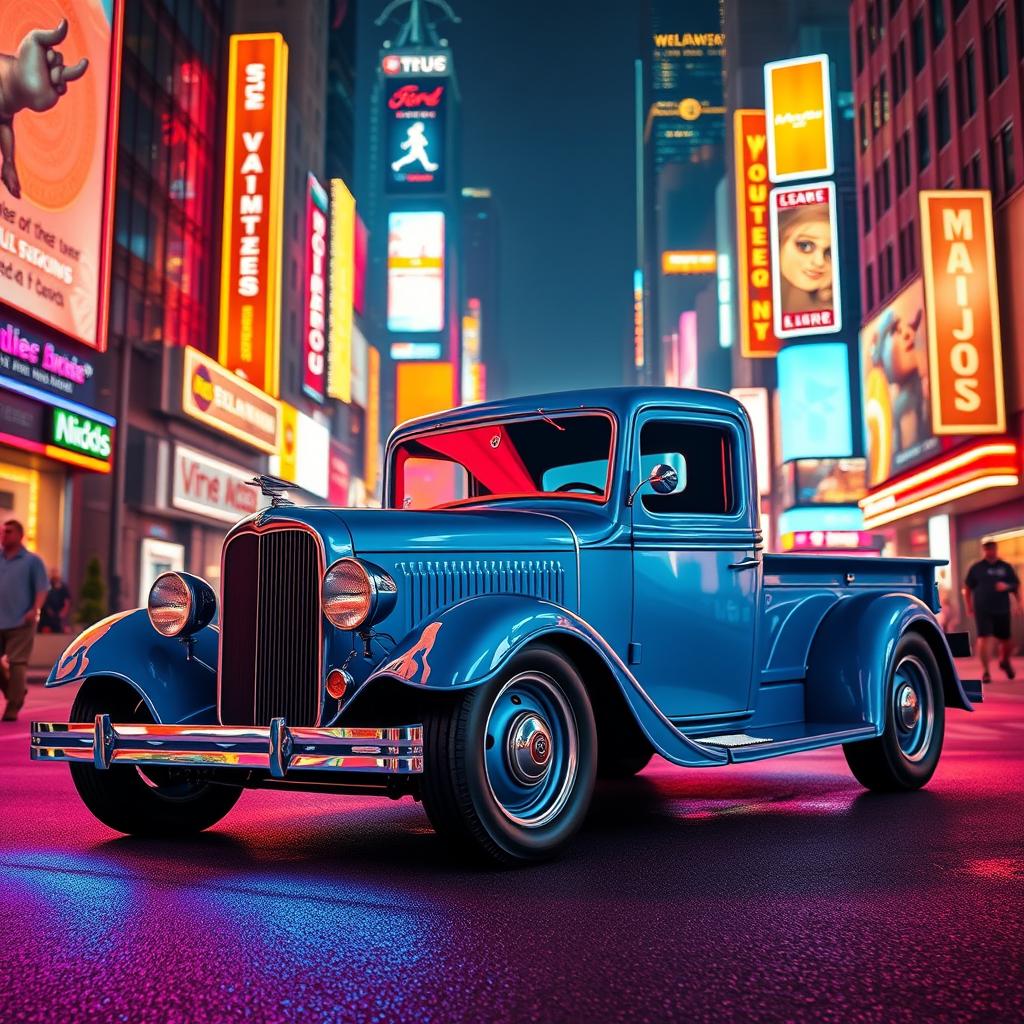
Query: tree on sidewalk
[{"left": 76, "top": 556, "right": 107, "bottom": 627}]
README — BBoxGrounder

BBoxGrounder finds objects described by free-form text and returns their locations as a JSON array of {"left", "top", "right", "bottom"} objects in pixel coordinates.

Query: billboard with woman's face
[{"left": 769, "top": 181, "right": 841, "bottom": 339}]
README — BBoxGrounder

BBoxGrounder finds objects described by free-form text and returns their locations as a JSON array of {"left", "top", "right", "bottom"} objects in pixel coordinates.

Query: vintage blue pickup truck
[{"left": 32, "top": 387, "right": 980, "bottom": 864}]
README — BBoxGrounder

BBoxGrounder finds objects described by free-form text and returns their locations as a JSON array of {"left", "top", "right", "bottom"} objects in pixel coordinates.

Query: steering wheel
[{"left": 553, "top": 481, "right": 604, "bottom": 494}]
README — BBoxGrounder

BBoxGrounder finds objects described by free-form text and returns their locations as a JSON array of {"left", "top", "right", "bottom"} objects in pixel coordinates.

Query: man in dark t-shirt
[{"left": 963, "top": 540, "right": 1021, "bottom": 683}]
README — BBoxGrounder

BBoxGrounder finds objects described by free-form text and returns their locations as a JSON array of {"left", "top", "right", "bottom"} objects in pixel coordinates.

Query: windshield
[{"left": 389, "top": 412, "right": 615, "bottom": 510}]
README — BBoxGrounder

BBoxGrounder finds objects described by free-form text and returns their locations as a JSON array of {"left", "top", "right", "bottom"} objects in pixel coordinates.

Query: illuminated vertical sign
[
  {"left": 769, "top": 181, "right": 841, "bottom": 338},
  {"left": 385, "top": 79, "right": 447, "bottom": 193},
  {"left": 387, "top": 211, "right": 445, "bottom": 333},
  {"left": 461, "top": 303, "right": 484, "bottom": 404},
  {"left": 218, "top": 33, "right": 288, "bottom": 396},
  {"left": 678, "top": 310, "right": 698, "bottom": 387},
  {"left": 764, "top": 55, "right": 833, "bottom": 183},
  {"left": 328, "top": 178, "right": 355, "bottom": 402},
  {"left": 303, "top": 174, "right": 328, "bottom": 402},
  {"left": 734, "top": 110, "right": 780, "bottom": 357},
  {"left": 919, "top": 190, "right": 1005, "bottom": 435},
  {"left": 365, "top": 344, "right": 381, "bottom": 494},
  {"left": 633, "top": 269, "right": 645, "bottom": 368}
]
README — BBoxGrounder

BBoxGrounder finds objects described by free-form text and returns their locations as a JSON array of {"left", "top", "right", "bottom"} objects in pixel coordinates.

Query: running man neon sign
[{"left": 386, "top": 79, "right": 446, "bottom": 193}]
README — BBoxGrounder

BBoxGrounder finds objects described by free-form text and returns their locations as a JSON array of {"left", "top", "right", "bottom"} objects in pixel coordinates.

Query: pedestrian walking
[
  {"left": 0, "top": 519, "right": 48, "bottom": 721},
  {"left": 963, "top": 539, "right": 1022, "bottom": 684},
  {"left": 38, "top": 569, "right": 71, "bottom": 634}
]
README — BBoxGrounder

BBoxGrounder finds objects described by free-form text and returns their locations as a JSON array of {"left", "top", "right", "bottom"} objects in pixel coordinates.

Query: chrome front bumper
[{"left": 31, "top": 715, "right": 424, "bottom": 777}]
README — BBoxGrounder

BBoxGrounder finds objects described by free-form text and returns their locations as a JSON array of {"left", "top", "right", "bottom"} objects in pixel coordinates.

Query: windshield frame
[{"left": 385, "top": 408, "right": 619, "bottom": 510}]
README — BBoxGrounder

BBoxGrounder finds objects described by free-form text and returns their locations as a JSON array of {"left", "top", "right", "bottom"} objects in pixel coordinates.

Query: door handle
[{"left": 728, "top": 557, "right": 760, "bottom": 571}]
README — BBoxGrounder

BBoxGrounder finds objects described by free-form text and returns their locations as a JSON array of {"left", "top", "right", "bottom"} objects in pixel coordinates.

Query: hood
[{"left": 335, "top": 507, "right": 579, "bottom": 555}]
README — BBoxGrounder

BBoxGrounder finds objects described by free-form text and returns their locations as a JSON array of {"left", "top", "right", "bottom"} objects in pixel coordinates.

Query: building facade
[{"left": 852, "top": 0, "right": 1024, "bottom": 621}]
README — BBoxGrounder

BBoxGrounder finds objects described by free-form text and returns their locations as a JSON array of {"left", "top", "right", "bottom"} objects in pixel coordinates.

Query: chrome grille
[
  {"left": 397, "top": 559, "right": 566, "bottom": 628},
  {"left": 219, "top": 527, "right": 323, "bottom": 727}
]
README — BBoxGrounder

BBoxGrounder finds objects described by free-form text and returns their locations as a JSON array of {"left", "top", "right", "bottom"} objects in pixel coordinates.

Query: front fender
[
  {"left": 46, "top": 610, "right": 218, "bottom": 725},
  {"left": 805, "top": 592, "right": 971, "bottom": 732},
  {"left": 363, "top": 594, "right": 728, "bottom": 768}
]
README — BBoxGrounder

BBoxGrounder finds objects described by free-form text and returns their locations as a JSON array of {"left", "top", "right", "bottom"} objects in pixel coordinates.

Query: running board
[{"left": 699, "top": 722, "right": 878, "bottom": 763}]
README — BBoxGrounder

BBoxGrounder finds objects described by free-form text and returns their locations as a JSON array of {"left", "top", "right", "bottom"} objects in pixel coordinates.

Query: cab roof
[{"left": 389, "top": 386, "right": 748, "bottom": 441}]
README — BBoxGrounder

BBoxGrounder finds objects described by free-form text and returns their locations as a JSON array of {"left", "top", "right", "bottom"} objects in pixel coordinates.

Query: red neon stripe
[{"left": 0, "top": 431, "right": 48, "bottom": 455}]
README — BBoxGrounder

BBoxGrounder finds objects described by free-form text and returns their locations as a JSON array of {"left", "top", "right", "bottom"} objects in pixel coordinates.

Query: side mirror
[{"left": 649, "top": 464, "right": 679, "bottom": 494}]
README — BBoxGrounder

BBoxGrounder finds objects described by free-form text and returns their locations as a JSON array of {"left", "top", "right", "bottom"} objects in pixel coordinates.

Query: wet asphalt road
[{"left": 1, "top": 664, "right": 1022, "bottom": 1023}]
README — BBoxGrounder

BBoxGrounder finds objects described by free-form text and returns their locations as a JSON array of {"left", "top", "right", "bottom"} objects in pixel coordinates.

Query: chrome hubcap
[
  {"left": 484, "top": 671, "right": 579, "bottom": 828},
  {"left": 506, "top": 712, "right": 552, "bottom": 785},
  {"left": 891, "top": 655, "right": 935, "bottom": 763},
  {"left": 896, "top": 683, "right": 920, "bottom": 729}
]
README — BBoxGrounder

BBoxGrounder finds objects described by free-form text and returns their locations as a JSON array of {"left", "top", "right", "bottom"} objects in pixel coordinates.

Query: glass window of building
[
  {"left": 936, "top": 82, "right": 951, "bottom": 148},
  {"left": 931, "top": 0, "right": 947, "bottom": 46},
  {"left": 863, "top": 183, "right": 872, "bottom": 233},
  {"left": 917, "top": 106, "right": 931, "bottom": 168},
  {"left": 995, "top": 7, "right": 1010, "bottom": 82},
  {"left": 957, "top": 47, "right": 977, "bottom": 123},
  {"left": 913, "top": 12, "right": 927, "bottom": 72},
  {"left": 1001, "top": 122, "right": 1016, "bottom": 191}
]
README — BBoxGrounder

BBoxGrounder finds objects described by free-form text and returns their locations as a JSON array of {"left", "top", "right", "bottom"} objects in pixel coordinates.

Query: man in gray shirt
[{"left": 0, "top": 519, "right": 48, "bottom": 721}]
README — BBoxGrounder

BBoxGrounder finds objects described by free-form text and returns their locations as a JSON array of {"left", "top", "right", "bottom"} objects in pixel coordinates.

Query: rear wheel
[
  {"left": 68, "top": 682, "right": 242, "bottom": 837},
  {"left": 422, "top": 645, "right": 597, "bottom": 865},
  {"left": 843, "top": 633, "right": 945, "bottom": 791}
]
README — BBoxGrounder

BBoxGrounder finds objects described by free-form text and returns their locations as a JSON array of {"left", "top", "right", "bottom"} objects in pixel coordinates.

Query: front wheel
[
  {"left": 843, "top": 633, "right": 946, "bottom": 791},
  {"left": 422, "top": 645, "right": 597, "bottom": 865},
  {"left": 68, "top": 682, "right": 243, "bottom": 837}
]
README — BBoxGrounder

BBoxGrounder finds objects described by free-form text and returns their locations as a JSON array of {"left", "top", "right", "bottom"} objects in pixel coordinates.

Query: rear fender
[
  {"left": 805, "top": 593, "right": 971, "bottom": 731},
  {"left": 359, "top": 594, "right": 728, "bottom": 768},
  {"left": 46, "top": 610, "right": 218, "bottom": 725}
]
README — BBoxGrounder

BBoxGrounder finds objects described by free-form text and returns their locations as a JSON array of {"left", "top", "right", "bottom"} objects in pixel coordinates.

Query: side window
[{"left": 640, "top": 421, "right": 736, "bottom": 515}]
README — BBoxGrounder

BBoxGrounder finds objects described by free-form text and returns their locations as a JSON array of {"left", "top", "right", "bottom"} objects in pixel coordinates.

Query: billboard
[
  {"left": 328, "top": 178, "right": 355, "bottom": 402},
  {"left": 396, "top": 361, "right": 454, "bottom": 426},
  {"left": 275, "top": 403, "right": 329, "bottom": 498},
  {"left": 919, "top": 190, "right": 1005, "bottom": 435},
  {"left": 769, "top": 181, "right": 841, "bottom": 338},
  {"left": 764, "top": 54, "right": 833, "bottom": 183},
  {"left": 386, "top": 79, "right": 446, "bottom": 193},
  {"left": 0, "top": 4, "right": 123, "bottom": 351},
  {"left": 777, "top": 342, "right": 853, "bottom": 462},
  {"left": 181, "top": 346, "right": 280, "bottom": 454},
  {"left": 734, "top": 110, "right": 781, "bottom": 357},
  {"left": 350, "top": 323, "right": 369, "bottom": 408},
  {"left": 387, "top": 211, "right": 444, "bottom": 333},
  {"left": 303, "top": 174, "right": 328, "bottom": 403},
  {"left": 860, "top": 277, "right": 940, "bottom": 486},
  {"left": 365, "top": 344, "right": 381, "bottom": 494},
  {"left": 172, "top": 445, "right": 262, "bottom": 524},
  {"left": 218, "top": 33, "right": 288, "bottom": 396}
]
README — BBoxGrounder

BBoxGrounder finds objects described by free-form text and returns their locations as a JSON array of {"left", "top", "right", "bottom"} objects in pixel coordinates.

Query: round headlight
[
  {"left": 322, "top": 558, "right": 397, "bottom": 630},
  {"left": 147, "top": 571, "right": 217, "bottom": 638},
  {"left": 148, "top": 572, "right": 192, "bottom": 637}
]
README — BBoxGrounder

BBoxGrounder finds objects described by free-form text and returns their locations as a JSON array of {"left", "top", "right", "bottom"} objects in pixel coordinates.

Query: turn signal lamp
[{"left": 321, "top": 558, "right": 397, "bottom": 631}]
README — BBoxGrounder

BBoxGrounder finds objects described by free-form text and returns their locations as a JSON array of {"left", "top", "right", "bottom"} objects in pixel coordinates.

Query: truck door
[{"left": 629, "top": 410, "right": 760, "bottom": 721}]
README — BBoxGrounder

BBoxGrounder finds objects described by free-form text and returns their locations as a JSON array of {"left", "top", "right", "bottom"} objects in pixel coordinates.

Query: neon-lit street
[{"left": 2, "top": 665, "right": 1021, "bottom": 1023}]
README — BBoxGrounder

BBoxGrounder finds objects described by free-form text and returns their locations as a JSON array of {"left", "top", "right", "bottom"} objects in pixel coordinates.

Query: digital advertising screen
[
  {"left": 777, "top": 341, "right": 853, "bottom": 462},
  {"left": 860, "top": 277, "right": 941, "bottom": 486},
  {"left": 764, "top": 54, "right": 834, "bottom": 183},
  {"left": 385, "top": 78, "right": 446, "bottom": 194},
  {"left": 920, "top": 190, "right": 1005, "bottom": 435},
  {"left": 769, "top": 181, "right": 841, "bottom": 339},
  {"left": 0, "top": 1, "right": 123, "bottom": 351},
  {"left": 387, "top": 211, "right": 444, "bottom": 333}
]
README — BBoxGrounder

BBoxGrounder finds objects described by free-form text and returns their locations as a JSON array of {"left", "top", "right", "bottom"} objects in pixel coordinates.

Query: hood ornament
[{"left": 247, "top": 475, "right": 295, "bottom": 508}]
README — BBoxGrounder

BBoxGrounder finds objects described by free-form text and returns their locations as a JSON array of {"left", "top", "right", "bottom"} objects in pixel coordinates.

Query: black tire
[
  {"left": 843, "top": 633, "right": 946, "bottom": 791},
  {"left": 68, "top": 681, "right": 243, "bottom": 837},
  {"left": 422, "top": 645, "right": 597, "bottom": 866}
]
